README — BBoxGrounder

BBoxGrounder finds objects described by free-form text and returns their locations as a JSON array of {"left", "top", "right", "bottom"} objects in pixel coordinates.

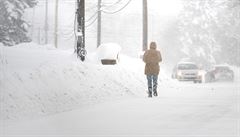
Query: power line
[
  {"left": 86, "top": 15, "right": 98, "bottom": 28},
  {"left": 101, "top": 0, "right": 122, "bottom": 7},
  {"left": 101, "top": 0, "right": 132, "bottom": 14},
  {"left": 74, "top": 0, "right": 133, "bottom": 31},
  {"left": 86, "top": 11, "right": 98, "bottom": 22},
  {"left": 85, "top": 0, "right": 125, "bottom": 24}
]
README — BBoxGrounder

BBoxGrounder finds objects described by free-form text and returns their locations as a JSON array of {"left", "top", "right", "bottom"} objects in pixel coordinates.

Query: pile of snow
[
  {"left": 87, "top": 43, "right": 122, "bottom": 64},
  {"left": 97, "top": 43, "right": 121, "bottom": 60},
  {"left": 0, "top": 43, "right": 146, "bottom": 121}
]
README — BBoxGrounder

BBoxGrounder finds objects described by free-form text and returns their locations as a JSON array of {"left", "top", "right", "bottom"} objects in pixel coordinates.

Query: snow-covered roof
[
  {"left": 177, "top": 61, "right": 197, "bottom": 65},
  {"left": 97, "top": 43, "right": 121, "bottom": 59}
]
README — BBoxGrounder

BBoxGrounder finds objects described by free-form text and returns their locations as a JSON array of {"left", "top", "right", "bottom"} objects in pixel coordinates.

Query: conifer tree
[{"left": 0, "top": 0, "right": 37, "bottom": 46}]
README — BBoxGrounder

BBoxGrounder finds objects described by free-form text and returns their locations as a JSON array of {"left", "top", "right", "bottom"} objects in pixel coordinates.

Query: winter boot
[
  {"left": 153, "top": 92, "right": 158, "bottom": 97},
  {"left": 148, "top": 92, "right": 152, "bottom": 98}
]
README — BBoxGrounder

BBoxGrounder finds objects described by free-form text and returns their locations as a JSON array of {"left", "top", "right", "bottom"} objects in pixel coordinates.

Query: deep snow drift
[
  {"left": 0, "top": 43, "right": 152, "bottom": 121},
  {"left": 0, "top": 43, "right": 240, "bottom": 137}
]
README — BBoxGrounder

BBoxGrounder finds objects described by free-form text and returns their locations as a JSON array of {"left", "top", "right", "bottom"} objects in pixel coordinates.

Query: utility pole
[
  {"left": 44, "top": 0, "right": 48, "bottom": 44},
  {"left": 142, "top": 0, "right": 148, "bottom": 51},
  {"left": 76, "top": 0, "right": 86, "bottom": 61},
  {"left": 97, "top": 0, "right": 102, "bottom": 47},
  {"left": 54, "top": 0, "right": 59, "bottom": 48}
]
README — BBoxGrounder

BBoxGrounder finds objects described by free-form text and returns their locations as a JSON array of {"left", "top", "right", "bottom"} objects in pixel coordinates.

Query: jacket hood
[{"left": 150, "top": 42, "right": 157, "bottom": 49}]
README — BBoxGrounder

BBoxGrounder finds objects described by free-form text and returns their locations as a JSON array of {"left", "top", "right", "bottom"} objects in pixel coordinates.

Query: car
[
  {"left": 172, "top": 62, "right": 202, "bottom": 83},
  {"left": 206, "top": 65, "right": 234, "bottom": 82}
]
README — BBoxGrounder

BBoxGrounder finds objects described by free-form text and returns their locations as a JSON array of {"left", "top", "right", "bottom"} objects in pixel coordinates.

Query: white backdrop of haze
[
  {"left": 24, "top": 0, "right": 183, "bottom": 58},
  {"left": 0, "top": 0, "right": 240, "bottom": 136}
]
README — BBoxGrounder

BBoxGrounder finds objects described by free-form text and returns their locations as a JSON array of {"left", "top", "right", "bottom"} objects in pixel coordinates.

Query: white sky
[
  {"left": 149, "top": 0, "right": 183, "bottom": 16},
  {"left": 119, "top": 0, "right": 183, "bottom": 17},
  {"left": 24, "top": 0, "right": 184, "bottom": 51}
]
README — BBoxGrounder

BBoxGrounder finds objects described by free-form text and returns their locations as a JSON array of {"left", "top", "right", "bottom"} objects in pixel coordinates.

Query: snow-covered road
[{"left": 1, "top": 82, "right": 239, "bottom": 137}]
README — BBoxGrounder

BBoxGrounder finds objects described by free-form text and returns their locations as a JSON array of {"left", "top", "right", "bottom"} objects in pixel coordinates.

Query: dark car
[{"left": 205, "top": 65, "right": 234, "bottom": 82}]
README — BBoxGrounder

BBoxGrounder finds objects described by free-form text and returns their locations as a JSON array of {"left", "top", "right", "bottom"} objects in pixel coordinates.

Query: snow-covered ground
[
  {"left": 0, "top": 43, "right": 240, "bottom": 137},
  {"left": 0, "top": 43, "right": 149, "bottom": 121}
]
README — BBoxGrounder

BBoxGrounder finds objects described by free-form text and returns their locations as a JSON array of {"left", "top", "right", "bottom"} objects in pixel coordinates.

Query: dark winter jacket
[{"left": 143, "top": 43, "right": 162, "bottom": 75}]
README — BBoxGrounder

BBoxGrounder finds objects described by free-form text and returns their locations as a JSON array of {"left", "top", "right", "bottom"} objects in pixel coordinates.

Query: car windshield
[{"left": 178, "top": 64, "right": 198, "bottom": 70}]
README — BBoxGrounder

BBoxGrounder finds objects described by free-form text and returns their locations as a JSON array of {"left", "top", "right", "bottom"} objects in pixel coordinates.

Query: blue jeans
[{"left": 146, "top": 75, "right": 158, "bottom": 94}]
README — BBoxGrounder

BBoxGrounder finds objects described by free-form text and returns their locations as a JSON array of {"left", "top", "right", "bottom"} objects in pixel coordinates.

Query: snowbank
[
  {"left": 0, "top": 43, "right": 146, "bottom": 121},
  {"left": 97, "top": 43, "right": 121, "bottom": 60}
]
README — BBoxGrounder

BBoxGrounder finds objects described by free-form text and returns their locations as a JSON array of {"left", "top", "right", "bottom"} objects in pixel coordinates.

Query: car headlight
[
  {"left": 198, "top": 71, "right": 202, "bottom": 76},
  {"left": 197, "top": 71, "right": 204, "bottom": 79},
  {"left": 177, "top": 71, "right": 182, "bottom": 76}
]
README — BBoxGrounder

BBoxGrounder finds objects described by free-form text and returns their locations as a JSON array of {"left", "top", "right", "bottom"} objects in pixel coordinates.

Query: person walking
[{"left": 143, "top": 42, "right": 162, "bottom": 97}]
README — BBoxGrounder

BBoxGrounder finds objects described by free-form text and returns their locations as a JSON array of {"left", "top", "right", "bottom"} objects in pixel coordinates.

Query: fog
[
  {"left": 23, "top": 0, "right": 239, "bottom": 69},
  {"left": 1, "top": 1, "right": 240, "bottom": 136}
]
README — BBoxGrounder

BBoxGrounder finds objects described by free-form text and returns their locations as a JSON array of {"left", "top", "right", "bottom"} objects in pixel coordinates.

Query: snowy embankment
[{"left": 0, "top": 43, "right": 164, "bottom": 121}]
